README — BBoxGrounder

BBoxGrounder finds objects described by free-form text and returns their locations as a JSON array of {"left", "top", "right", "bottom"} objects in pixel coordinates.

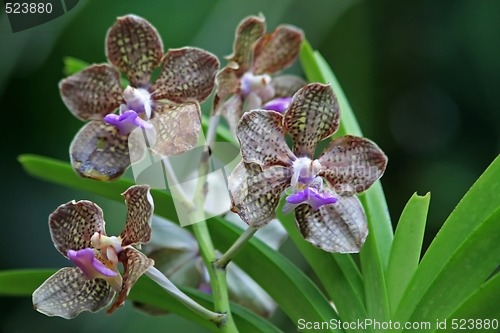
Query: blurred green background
[{"left": 1, "top": 0, "right": 499, "bottom": 332}]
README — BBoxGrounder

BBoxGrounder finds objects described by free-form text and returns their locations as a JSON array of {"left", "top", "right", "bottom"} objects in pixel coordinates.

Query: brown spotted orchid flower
[
  {"left": 228, "top": 83, "right": 388, "bottom": 253},
  {"left": 60, "top": 15, "right": 219, "bottom": 181},
  {"left": 32, "top": 185, "right": 154, "bottom": 318},
  {"left": 214, "top": 14, "right": 306, "bottom": 134}
]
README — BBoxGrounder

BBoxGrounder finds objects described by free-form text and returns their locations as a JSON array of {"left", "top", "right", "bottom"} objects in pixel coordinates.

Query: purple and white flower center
[
  {"left": 240, "top": 72, "right": 275, "bottom": 101},
  {"left": 122, "top": 86, "right": 152, "bottom": 118},
  {"left": 284, "top": 157, "right": 337, "bottom": 211},
  {"left": 104, "top": 85, "right": 154, "bottom": 135}
]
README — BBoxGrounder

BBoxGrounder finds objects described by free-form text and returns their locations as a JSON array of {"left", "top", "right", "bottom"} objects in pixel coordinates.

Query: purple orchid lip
[
  {"left": 263, "top": 97, "right": 292, "bottom": 113},
  {"left": 285, "top": 187, "right": 337, "bottom": 210},
  {"left": 67, "top": 248, "right": 117, "bottom": 279},
  {"left": 104, "top": 110, "right": 153, "bottom": 135}
]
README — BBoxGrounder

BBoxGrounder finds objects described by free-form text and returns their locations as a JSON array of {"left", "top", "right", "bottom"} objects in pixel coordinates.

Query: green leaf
[
  {"left": 386, "top": 192, "right": 430, "bottom": 314},
  {"left": 63, "top": 56, "right": 89, "bottom": 76},
  {"left": 0, "top": 269, "right": 283, "bottom": 333},
  {"left": 393, "top": 155, "right": 500, "bottom": 330},
  {"left": 277, "top": 202, "right": 369, "bottom": 333},
  {"left": 300, "top": 40, "right": 393, "bottom": 326},
  {"left": 439, "top": 272, "right": 500, "bottom": 332},
  {"left": 18, "top": 154, "right": 340, "bottom": 332}
]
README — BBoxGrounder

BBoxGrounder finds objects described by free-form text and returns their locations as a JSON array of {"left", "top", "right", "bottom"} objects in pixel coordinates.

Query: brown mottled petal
[
  {"left": 227, "top": 15, "right": 266, "bottom": 73},
  {"left": 152, "top": 47, "right": 219, "bottom": 103},
  {"left": 318, "top": 135, "right": 388, "bottom": 195},
  {"left": 214, "top": 65, "right": 240, "bottom": 110},
  {"left": 59, "top": 64, "right": 122, "bottom": 121},
  {"left": 219, "top": 95, "right": 243, "bottom": 135},
  {"left": 252, "top": 25, "right": 303, "bottom": 75},
  {"left": 120, "top": 185, "right": 154, "bottom": 246},
  {"left": 294, "top": 194, "right": 368, "bottom": 253},
  {"left": 149, "top": 102, "right": 201, "bottom": 156},
  {"left": 70, "top": 121, "right": 132, "bottom": 181},
  {"left": 105, "top": 15, "right": 163, "bottom": 87},
  {"left": 270, "top": 75, "right": 307, "bottom": 98},
  {"left": 49, "top": 200, "right": 105, "bottom": 257},
  {"left": 33, "top": 267, "right": 115, "bottom": 319},
  {"left": 229, "top": 162, "right": 291, "bottom": 227},
  {"left": 237, "top": 110, "right": 295, "bottom": 168},
  {"left": 107, "top": 248, "right": 153, "bottom": 314},
  {"left": 284, "top": 83, "right": 340, "bottom": 158}
]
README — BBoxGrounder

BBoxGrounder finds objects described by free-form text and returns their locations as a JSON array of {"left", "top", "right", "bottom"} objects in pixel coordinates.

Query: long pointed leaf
[
  {"left": 394, "top": 155, "right": 500, "bottom": 329},
  {"left": 387, "top": 192, "right": 430, "bottom": 314}
]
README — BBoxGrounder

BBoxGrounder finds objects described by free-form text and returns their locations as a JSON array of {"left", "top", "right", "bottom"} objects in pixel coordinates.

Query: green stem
[
  {"left": 188, "top": 117, "right": 239, "bottom": 332},
  {"left": 215, "top": 227, "right": 258, "bottom": 269},
  {"left": 161, "top": 157, "right": 195, "bottom": 211}
]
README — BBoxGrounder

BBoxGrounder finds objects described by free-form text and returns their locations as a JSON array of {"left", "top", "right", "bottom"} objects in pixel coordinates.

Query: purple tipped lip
[
  {"left": 286, "top": 187, "right": 337, "bottom": 210},
  {"left": 67, "top": 248, "right": 117, "bottom": 279},
  {"left": 104, "top": 110, "right": 153, "bottom": 135},
  {"left": 263, "top": 97, "right": 292, "bottom": 113}
]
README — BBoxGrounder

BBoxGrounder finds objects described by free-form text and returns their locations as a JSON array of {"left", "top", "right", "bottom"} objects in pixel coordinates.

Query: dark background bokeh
[{"left": 1, "top": 0, "right": 498, "bottom": 332}]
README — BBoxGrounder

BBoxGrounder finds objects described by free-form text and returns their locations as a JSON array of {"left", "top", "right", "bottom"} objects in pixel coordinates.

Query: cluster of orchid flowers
[{"left": 33, "top": 14, "right": 387, "bottom": 320}]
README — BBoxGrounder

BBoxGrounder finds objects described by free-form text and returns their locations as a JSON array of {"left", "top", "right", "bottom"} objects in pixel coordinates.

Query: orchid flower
[
  {"left": 32, "top": 185, "right": 154, "bottom": 318},
  {"left": 214, "top": 14, "right": 306, "bottom": 134},
  {"left": 228, "top": 83, "right": 388, "bottom": 253},
  {"left": 60, "top": 15, "right": 219, "bottom": 180}
]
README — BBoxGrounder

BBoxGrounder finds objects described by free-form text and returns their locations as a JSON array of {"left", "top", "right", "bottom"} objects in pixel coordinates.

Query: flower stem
[
  {"left": 190, "top": 147, "right": 239, "bottom": 332},
  {"left": 161, "top": 157, "right": 195, "bottom": 211},
  {"left": 214, "top": 227, "right": 258, "bottom": 269},
  {"left": 145, "top": 266, "right": 225, "bottom": 325}
]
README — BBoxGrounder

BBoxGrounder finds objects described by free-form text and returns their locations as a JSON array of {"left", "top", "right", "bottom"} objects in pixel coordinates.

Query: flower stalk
[
  {"left": 189, "top": 121, "right": 239, "bottom": 332},
  {"left": 214, "top": 227, "right": 258, "bottom": 269}
]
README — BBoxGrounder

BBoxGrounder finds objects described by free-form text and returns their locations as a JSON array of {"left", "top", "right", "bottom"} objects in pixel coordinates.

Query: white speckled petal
[
  {"left": 237, "top": 110, "right": 295, "bottom": 168},
  {"left": 294, "top": 193, "right": 368, "bottom": 253},
  {"left": 120, "top": 185, "right": 154, "bottom": 246},
  {"left": 229, "top": 162, "right": 292, "bottom": 227},
  {"left": 49, "top": 200, "right": 106, "bottom": 257},
  {"left": 318, "top": 135, "right": 388, "bottom": 195},
  {"left": 33, "top": 267, "right": 115, "bottom": 319},
  {"left": 107, "top": 248, "right": 154, "bottom": 314},
  {"left": 283, "top": 83, "right": 340, "bottom": 158}
]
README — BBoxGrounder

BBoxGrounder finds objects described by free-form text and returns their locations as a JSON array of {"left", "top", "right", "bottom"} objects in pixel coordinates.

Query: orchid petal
[
  {"left": 318, "top": 135, "right": 388, "bottom": 195},
  {"left": 120, "top": 185, "right": 154, "bottom": 246},
  {"left": 270, "top": 74, "right": 307, "bottom": 98},
  {"left": 229, "top": 162, "right": 291, "bottom": 227},
  {"left": 107, "top": 248, "right": 153, "bottom": 314},
  {"left": 59, "top": 64, "right": 122, "bottom": 121},
  {"left": 237, "top": 110, "right": 295, "bottom": 168},
  {"left": 284, "top": 83, "right": 340, "bottom": 158},
  {"left": 294, "top": 193, "right": 368, "bottom": 253},
  {"left": 152, "top": 47, "right": 219, "bottom": 103},
  {"left": 218, "top": 94, "right": 243, "bottom": 135},
  {"left": 252, "top": 25, "right": 303, "bottom": 75},
  {"left": 148, "top": 102, "right": 201, "bottom": 156},
  {"left": 105, "top": 15, "right": 163, "bottom": 87},
  {"left": 214, "top": 66, "right": 241, "bottom": 111},
  {"left": 227, "top": 15, "right": 266, "bottom": 73},
  {"left": 33, "top": 267, "right": 115, "bottom": 319},
  {"left": 49, "top": 200, "right": 106, "bottom": 257},
  {"left": 70, "top": 120, "right": 132, "bottom": 181}
]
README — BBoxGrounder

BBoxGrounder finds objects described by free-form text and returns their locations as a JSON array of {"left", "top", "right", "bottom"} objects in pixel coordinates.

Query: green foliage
[{"left": 5, "top": 42, "right": 499, "bottom": 332}]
